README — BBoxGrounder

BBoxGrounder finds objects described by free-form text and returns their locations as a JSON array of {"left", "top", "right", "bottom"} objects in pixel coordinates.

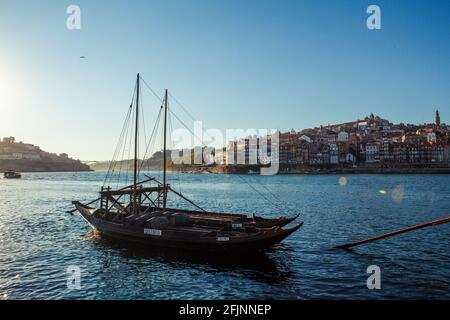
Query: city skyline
[
  {"left": 1, "top": 0, "right": 449, "bottom": 160},
  {"left": 2, "top": 109, "right": 446, "bottom": 162}
]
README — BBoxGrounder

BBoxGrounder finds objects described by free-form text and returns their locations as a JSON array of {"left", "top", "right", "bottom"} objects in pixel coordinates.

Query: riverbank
[
  {"left": 0, "top": 159, "right": 92, "bottom": 173},
  {"left": 88, "top": 159, "right": 450, "bottom": 175},
  {"left": 170, "top": 164, "right": 450, "bottom": 175}
]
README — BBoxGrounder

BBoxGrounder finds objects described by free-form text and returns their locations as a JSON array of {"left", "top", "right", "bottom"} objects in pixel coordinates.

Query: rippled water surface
[{"left": 0, "top": 172, "right": 449, "bottom": 299}]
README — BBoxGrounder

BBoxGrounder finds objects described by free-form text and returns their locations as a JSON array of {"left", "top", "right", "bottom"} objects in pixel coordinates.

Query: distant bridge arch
[{"left": 82, "top": 160, "right": 100, "bottom": 165}]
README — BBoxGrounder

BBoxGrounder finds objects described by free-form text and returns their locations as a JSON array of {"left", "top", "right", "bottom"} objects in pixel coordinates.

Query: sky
[{"left": 0, "top": 0, "right": 449, "bottom": 160}]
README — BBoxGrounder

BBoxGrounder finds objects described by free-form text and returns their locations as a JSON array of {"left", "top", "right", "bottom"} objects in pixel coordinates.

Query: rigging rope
[
  {"left": 125, "top": 103, "right": 135, "bottom": 187},
  {"left": 141, "top": 77, "right": 163, "bottom": 103},
  {"left": 104, "top": 80, "right": 136, "bottom": 188},
  {"left": 235, "top": 174, "right": 288, "bottom": 213},
  {"left": 165, "top": 91, "right": 295, "bottom": 215},
  {"left": 167, "top": 102, "right": 183, "bottom": 202},
  {"left": 117, "top": 75, "right": 291, "bottom": 214},
  {"left": 139, "top": 105, "right": 163, "bottom": 172},
  {"left": 103, "top": 103, "right": 133, "bottom": 187},
  {"left": 115, "top": 106, "right": 133, "bottom": 188},
  {"left": 244, "top": 174, "right": 296, "bottom": 214}
]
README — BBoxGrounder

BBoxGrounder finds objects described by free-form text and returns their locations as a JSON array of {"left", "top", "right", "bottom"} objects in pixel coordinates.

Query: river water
[{"left": 0, "top": 172, "right": 449, "bottom": 299}]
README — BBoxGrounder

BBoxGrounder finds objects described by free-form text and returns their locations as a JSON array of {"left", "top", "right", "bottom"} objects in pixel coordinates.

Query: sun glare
[
  {"left": 0, "top": 58, "right": 24, "bottom": 130},
  {"left": 0, "top": 61, "right": 16, "bottom": 108}
]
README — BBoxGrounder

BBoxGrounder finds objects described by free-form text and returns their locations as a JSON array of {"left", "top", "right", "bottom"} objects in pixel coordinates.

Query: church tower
[{"left": 435, "top": 110, "right": 440, "bottom": 127}]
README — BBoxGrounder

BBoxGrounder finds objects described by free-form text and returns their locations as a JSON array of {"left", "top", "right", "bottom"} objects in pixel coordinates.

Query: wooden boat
[
  {"left": 72, "top": 74, "right": 301, "bottom": 253},
  {"left": 79, "top": 175, "right": 299, "bottom": 229},
  {"left": 3, "top": 170, "right": 21, "bottom": 179},
  {"left": 74, "top": 201, "right": 302, "bottom": 252}
]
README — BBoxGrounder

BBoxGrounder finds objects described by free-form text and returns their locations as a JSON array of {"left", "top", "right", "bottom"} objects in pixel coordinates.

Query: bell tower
[{"left": 435, "top": 110, "right": 440, "bottom": 127}]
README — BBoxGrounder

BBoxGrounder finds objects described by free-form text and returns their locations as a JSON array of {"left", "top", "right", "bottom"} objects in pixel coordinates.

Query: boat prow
[{"left": 254, "top": 212, "right": 301, "bottom": 228}]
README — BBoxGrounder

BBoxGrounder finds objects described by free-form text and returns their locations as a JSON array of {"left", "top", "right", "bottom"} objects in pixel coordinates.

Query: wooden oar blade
[{"left": 336, "top": 216, "right": 450, "bottom": 250}]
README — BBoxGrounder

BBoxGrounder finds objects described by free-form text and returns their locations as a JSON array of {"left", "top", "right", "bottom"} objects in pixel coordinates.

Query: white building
[
  {"left": 0, "top": 152, "right": 37, "bottom": 160},
  {"left": 328, "top": 143, "right": 339, "bottom": 164},
  {"left": 23, "top": 153, "right": 41, "bottom": 160},
  {"left": 337, "top": 132, "right": 349, "bottom": 142},
  {"left": 427, "top": 132, "right": 437, "bottom": 143},
  {"left": 214, "top": 148, "right": 226, "bottom": 165},
  {"left": 298, "top": 134, "right": 312, "bottom": 143},
  {"left": 365, "top": 143, "right": 381, "bottom": 163},
  {"left": 446, "top": 146, "right": 450, "bottom": 164},
  {"left": 357, "top": 121, "right": 368, "bottom": 130}
]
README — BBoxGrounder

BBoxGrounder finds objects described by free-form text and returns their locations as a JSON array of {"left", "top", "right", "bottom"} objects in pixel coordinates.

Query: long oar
[{"left": 335, "top": 216, "right": 450, "bottom": 250}]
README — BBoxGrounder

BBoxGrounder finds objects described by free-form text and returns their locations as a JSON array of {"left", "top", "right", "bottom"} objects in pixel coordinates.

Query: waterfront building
[
  {"left": 279, "top": 143, "right": 291, "bottom": 164},
  {"left": 431, "top": 144, "right": 445, "bottom": 163},
  {"left": 309, "top": 144, "right": 330, "bottom": 165},
  {"left": 214, "top": 148, "right": 226, "bottom": 165},
  {"left": 337, "top": 131, "right": 349, "bottom": 142},
  {"left": 226, "top": 141, "right": 237, "bottom": 165},
  {"left": 446, "top": 146, "right": 450, "bottom": 164},
  {"left": 295, "top": 141, "right": 310, "bottom": 164},
  {"left": 337, "top": 141, "right": 349, "bottom": 163},
  {"left": 345, "top": 153, "right": 356, "bottom": 164},
  {"left": 391, "top": 143, "right": 408, "bottom": 163},
  {"left": 218, "top": 112, "right": 449, "bottom": 169},
  {"left": 328, "top": 143, "right": 339, "bottom": 164},
  {"left": 365, "top": 142, "right": 381, "bottom": 163}
]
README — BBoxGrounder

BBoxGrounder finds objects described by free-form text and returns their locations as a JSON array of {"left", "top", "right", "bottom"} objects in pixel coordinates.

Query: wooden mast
[
  {"left": 133, "top": 73, "right": 140, "bottom": 215},
  {"left": 163, "top": 89, "right": 168, "bottom": 209}
]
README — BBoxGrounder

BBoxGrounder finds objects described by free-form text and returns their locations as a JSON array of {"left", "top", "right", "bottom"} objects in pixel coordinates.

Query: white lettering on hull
[{"left": 144, "top": 228, "right": 162, "bottom": 236}]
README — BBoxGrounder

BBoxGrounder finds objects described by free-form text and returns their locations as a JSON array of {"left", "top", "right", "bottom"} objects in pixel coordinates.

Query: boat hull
[
  {"left": 3, "top": 173, "right": 21, "bottom": 179},
  {"left": 74, "top": 202, "right": 302, "bottom": 253}
]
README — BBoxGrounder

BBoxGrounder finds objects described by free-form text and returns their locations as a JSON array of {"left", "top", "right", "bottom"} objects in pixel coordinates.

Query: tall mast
[
  {"left": 163, "top": 89, "right": 168, "bottom": 209},
  {"left": 133, "top": 73, "right": 140, "bottom": 214}
]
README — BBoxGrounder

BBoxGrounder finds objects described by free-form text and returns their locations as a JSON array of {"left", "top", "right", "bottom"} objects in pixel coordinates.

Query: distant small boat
[{"left": 3, "top": 170, "right": 21, "bottom": 179}]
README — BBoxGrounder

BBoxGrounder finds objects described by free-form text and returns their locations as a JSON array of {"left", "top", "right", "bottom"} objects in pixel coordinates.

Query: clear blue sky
[{"left": 1, "top": 0, "right": 449, "bottom": 160}]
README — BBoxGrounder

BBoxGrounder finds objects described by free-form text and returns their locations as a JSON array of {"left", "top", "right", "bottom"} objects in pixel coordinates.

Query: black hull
[
  {"left": 122, "top": 205, "right": 300, "bottom": 229},
  {"left": 74, "top": 202, "right": 302, "bottom": 253}
]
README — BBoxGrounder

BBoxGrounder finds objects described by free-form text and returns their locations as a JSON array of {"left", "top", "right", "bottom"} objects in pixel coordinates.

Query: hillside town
[
  {"left": 0, "top": 137, "right": 90, "bottom": 172},
  {"left": 211, "top": 111, "right": 450, "bottom": 173}
]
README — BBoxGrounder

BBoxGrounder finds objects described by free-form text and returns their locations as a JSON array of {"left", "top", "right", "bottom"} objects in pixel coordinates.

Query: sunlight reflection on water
[{"left": 0, "top": 172, "right": 449, "bottom": 299}]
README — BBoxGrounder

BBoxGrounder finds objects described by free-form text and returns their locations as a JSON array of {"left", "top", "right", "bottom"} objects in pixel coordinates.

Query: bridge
[{"left": 81, "top": 160, "right": 102, "bottom": 165}]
